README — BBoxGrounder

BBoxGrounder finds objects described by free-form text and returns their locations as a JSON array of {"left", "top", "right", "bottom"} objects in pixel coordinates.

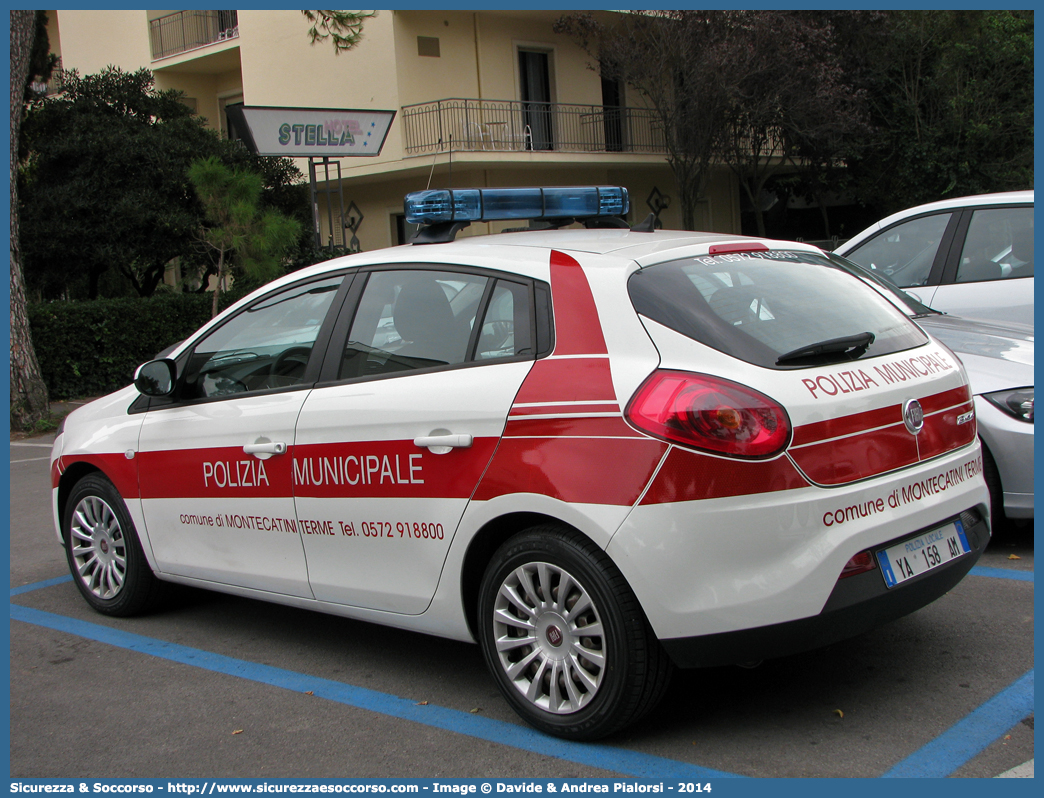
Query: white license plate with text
[{"left": 877, "top": 521, "right": 970, "bottom": 588}]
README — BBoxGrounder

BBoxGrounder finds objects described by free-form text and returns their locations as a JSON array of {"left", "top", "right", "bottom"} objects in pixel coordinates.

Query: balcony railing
[
  {"left": 29, "top": 57, "right": 64, "bottom": 97},
  {"left": 149, "top": 10, "right": 239, "bottom": 60},
  {"left": 402, "top": 98, "right": 666, "bottom": 156}
]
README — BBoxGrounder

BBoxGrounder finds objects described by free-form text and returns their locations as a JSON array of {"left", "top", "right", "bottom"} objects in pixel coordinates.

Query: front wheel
[
  {"left": 477, "top": 525, "right": 672, "bottom": 740},
  {"left": 63, "top": 473, "right": 165, "bottom": 616}
]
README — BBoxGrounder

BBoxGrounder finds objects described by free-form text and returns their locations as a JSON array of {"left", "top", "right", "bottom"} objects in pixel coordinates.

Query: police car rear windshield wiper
[{"left": 775, "top": 331, "right": 875, "bottom": 366}]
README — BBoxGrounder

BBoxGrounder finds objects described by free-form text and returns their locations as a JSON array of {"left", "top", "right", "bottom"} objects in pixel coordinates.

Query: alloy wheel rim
[
  {"left": 69, "top": 496, "right": 127, "bottom": 600},
  {"left": 492, "top": 561, "right": 606, "bottom": 714}
]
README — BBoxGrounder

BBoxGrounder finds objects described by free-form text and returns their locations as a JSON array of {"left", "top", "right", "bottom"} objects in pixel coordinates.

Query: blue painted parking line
[
  {"left": 11, "top": 574, "right": 1032, "bottom": 778},
  {"left": 10, "top": 574, "right": 73, "bottom": 596},
  {"left": 969, "top": 566, "right": 1034, "bottom": 582},
  {"left": 881, "top": 670, "right": 1035, "bottom": 778},
  {"left": 9, "top": 602, "right": 740, "bottom": 780}
]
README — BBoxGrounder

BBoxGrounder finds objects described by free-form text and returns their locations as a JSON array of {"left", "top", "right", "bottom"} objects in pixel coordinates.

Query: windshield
[{"left": 629, "top": 249, "right": 929, "bottom": 369}]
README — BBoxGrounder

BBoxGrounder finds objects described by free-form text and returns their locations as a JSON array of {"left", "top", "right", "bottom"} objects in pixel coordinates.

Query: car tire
[
  {"left": 477, "top": 524, "right": 672, "bottom": 740},
  {"left": 63, "top": 473, "right": 165, "bottom": 617},
  {"left": 981, "top": 441, "right": 1007, "bottom": 532}
]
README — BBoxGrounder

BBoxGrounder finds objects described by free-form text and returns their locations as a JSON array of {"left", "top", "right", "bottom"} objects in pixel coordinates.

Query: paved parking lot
[{"left": 10, "top": 434, "right": 1033, "bottom": 779}]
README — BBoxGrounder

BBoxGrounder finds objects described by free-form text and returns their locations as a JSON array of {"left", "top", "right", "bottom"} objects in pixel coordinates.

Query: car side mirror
[{"left": 134, "top": 359, "right": 177, "bottom": 397}]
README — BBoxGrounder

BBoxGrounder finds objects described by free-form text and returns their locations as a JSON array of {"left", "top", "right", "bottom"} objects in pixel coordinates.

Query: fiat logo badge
[
  {"left": 546, "top": 626, "right": 563, "bottom": 647},
  {"left": 903, "top": 399, "right": 925, "bottom": 435}
]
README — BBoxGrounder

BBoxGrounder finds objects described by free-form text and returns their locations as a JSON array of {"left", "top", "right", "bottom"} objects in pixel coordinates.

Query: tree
[
  {"left": 19, "top": 67, "right": 308, "bottom": 300},
  {"left": 557, "top": 11, "right": 872, "bottom": 235},
  {"left": 27, "top": 10, "right": 59, "bottom": 96},
  {"left": 556, "top": 11, "right": 736, "bottom": 231},
  {"left": 192, "top": 148, "right": 311, "bottom": 296},
  {"left": 847, "top": 10, "right": 1033, "bottom": 216},
  {"left": 188, "top": 157, "right": 303, "bottom": 317},
  {"left": 302, "top": 10, "right": 375, "bottom": 53},
  {"left": 10, "top": 9, "right": 49, "bottom": 430},
  {"left": 716, "top": 12, "right": 867, "bottom": 237}
]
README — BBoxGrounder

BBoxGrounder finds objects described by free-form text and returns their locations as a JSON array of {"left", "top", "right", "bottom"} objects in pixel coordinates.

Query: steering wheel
[
  {"left": 481, "top": 320, "right": 514, "bottom": 352},
  {"left": 201, "top": 373, "right": 248, "bottom": 397},
  {"left": 270, "top": 347, "right": 312, "bottom": 382}
]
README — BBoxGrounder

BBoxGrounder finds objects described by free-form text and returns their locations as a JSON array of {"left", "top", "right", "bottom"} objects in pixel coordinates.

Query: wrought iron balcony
[
  {"left": 401, "top": 98, "right": 666, "bottom": 156},
  {"left": 149, "top": 10, "right": 239, "bottom": 60},
  {"left": 29, "top": 57, "right": 64, "bottom": 97}
]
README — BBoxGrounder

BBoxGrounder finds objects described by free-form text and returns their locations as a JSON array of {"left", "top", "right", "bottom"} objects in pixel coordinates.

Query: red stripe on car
[
  {"left": 512, "top": 357, "right": 616, "bottom": 405},
  {"left": 473, "top": 437, "right": 668, "bottom": 506},
  {"left": 789, "top": 427, "right": 920, "bottom": 486},
  {"left": 53, "top": 452, "right": 140, "bottom": 499},
  {"left": 791, "top": 405, "right": 903, "bottom": 447},
  {"left": 137, "top": 439, "right": 501, "bottom": 500},
  {"left": 791, "top": 385, "right": 974, "bottom": 448},
  {"left": 918, "top": 400, "right": 977, "bottom": 460},
  {"left": 503, "top": 416, "right": 645, "bottom": 439},
  {"left": 639, "top": 447, "right": 809, "bottom": 504},
  {"left": 920, "top": 385, "right": 973, "bottom": 415},
  {"left": 508, "top": 403, "right": 621, "bottom": 417},
  {"left": 474, "top": 251, "right": 668, "bottom": 506},
  {"left": 547, "top": 249, "right": 609, "bottom": 356}
]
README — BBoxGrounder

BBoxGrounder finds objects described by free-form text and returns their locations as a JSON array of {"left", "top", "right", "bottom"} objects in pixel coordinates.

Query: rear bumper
[{"left": 661, "top": 507, "right": 989, "bottom": 668}]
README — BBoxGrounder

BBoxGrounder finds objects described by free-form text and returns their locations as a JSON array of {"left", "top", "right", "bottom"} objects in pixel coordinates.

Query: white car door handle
[
  {"left": 243, "top": 441, "right": 287, "bottom": 456},
  {"left": 413, "top": 434, "right": 473, "bottom": 451}
]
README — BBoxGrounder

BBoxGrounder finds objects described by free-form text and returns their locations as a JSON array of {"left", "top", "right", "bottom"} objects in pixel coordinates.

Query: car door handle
[
  {"left": 413, "top": 434, "right": 473, "bottom": 452},
  {"left": 243, "top": 441, "right": 287, "bottom": 456}
]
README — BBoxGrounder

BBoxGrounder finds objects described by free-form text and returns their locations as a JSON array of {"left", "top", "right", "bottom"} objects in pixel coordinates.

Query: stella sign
[{"left": 225, "top": 105, "right": 396, "bottom": 157}]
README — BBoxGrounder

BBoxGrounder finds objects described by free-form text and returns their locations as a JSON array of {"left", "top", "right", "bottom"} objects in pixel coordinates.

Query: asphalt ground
[{"left": 8, "top": 432, "right": 1034, "bottom": 780}]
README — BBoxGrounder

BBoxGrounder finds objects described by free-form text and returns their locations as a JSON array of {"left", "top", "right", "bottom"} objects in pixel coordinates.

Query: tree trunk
[
  {"left": 211, "top": 249, "right": 225, "bottom": 318},
  {"left": 671, "top": 158, "right": 707, "bottom": 232},
  {"left": 10, "top": 10, "right": 50, "bottom": 431}
]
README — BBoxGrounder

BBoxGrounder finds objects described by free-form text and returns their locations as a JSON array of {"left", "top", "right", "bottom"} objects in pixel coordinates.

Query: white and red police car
[{"left": 51, "top": 186, "right": 989, "bottom": 740}]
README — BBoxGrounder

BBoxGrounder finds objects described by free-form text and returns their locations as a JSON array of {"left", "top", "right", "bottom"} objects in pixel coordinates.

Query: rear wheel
[
  {"left": 63, "top": 473, "right": 165, "bottom": 616},
  {"left": 477, "top": 524, "right": 672, "bottom": 740}
]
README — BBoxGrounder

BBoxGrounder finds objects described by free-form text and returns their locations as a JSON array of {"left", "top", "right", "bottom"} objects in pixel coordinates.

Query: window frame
[
  {"left": 847, "top": 210, "right": 960, "bottom": 290},
  {"left": 315, "top": 263, "right": 553, "bottom": 388},
  {"left": 938, "top": 203, "right": 1034, "bottom": 286},
  {"left": 131, "top": 271, "right": 355, "bottom": 414}
]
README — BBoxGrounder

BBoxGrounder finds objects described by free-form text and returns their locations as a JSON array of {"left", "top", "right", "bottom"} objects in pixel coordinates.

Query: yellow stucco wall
[
  {"left": 313, "top": 161, "right": 737, "bottom": 253},
  {"left": 43, "top": 10, "right": 61, "bottom": 61},
  {"left": 49, "top": 8, "right": 742, "bottom": 255},
  {"left": 393, "top": 11, "right": 482, "bottom": 106},
  {"left": 55, "top": 10, "right": 152, "bottom": 73}
]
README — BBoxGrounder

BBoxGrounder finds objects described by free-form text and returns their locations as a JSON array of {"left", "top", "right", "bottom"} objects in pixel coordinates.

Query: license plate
[{"left": 877, "top": 521, "right": 970, "bottom": 588}]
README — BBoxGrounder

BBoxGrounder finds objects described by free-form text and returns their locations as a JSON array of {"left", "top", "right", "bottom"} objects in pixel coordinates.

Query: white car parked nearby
[
  {"left": 834, "top": 259, "right": 1033, "bottom": 525},
  {"left": 835, "top": 191, "right": 1033, "bottom": 327}
]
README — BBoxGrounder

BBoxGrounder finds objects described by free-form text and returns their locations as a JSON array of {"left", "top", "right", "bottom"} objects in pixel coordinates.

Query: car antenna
[
  {"left": 425, "top": 138, "right": 441, "bottom": 190},
  {"left": 446, "top": 134, "right": 452, "bottom": 188},
  {"left": 424, "top": 135, "right": 453, "bottom": 191}
]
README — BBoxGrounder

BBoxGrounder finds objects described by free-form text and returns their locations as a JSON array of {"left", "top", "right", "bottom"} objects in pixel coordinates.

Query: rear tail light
[
  {"left": 626, "top": 370, "right": 791, "bottom": 458},
  {"left": 839, "top": 550, "right": 877, "bottom": 579}
]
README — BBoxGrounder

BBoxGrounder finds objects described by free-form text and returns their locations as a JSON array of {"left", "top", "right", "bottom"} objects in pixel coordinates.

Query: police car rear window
[{"left": 628, "top": 250, "right": 928, "bottom": 369}]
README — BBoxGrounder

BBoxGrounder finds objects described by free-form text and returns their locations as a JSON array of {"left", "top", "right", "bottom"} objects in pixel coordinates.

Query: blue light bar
[{"left": 404, "top": 186, "right": 629, "bottom": 225}]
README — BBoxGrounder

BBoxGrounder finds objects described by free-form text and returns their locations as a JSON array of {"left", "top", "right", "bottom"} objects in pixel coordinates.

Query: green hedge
[{"left": 29, "top": 293, "right": 213, "bottom": 400}]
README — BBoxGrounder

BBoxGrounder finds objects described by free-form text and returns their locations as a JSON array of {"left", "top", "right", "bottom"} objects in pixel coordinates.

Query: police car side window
[
  {"left": 179, "top": 276, "right": 343, "bottom": 400},
  {"left": 340, "top": 270, "right": 488, "bottom": 380},
  {"left": 476, "top": 280, "right": 531, "bottom": 360}
]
